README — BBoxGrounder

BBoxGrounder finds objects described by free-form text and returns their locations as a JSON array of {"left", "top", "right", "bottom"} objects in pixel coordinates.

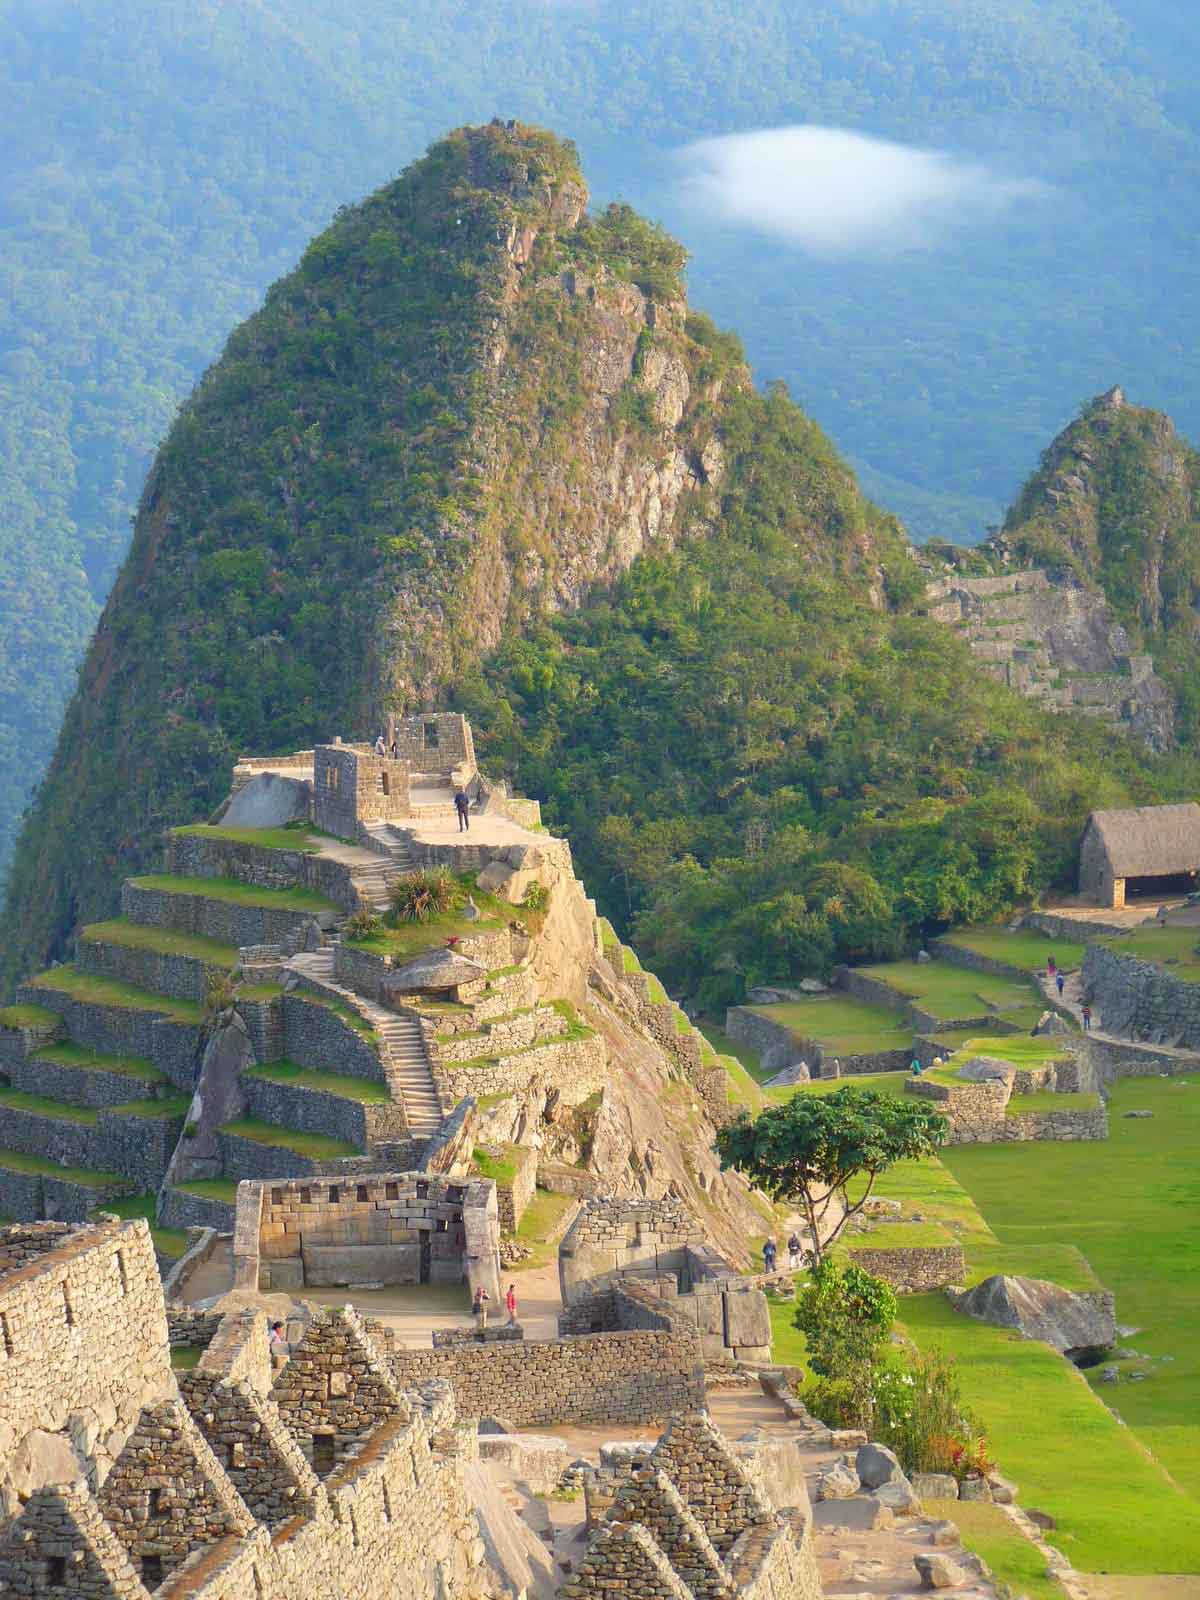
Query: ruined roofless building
[{"left": 1079, "top": 802, "right": 1200, "bottom": 907}]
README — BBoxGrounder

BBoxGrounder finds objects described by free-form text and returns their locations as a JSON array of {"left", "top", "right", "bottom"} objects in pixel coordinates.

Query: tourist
[
  {"left": 1047, "top": 955, "right": 1057, "bottom": 978},
  {"left": 374, "top": 733, "right": 387, "bottom": 756},
  {"left": 786, "top": 1233, "right": 803, "bottom": 1271},
  {"left": 1056, "top": 971, "right": 1065, "bottom": 997},
  {"left": 472, "top": 1283, "right": 490, "bottom": 1330},
  {"left": 762, "top": 1237, "right": 777, "bottom": 1275},
  {"left": 268, "top": 1321, "right": 288, "bottom": 1369},
  {"left": 505, "top": 1283, "right": 518, "bottom": 1325},
  {"left": 1081, "top": 1003, "right": 1092, "bottom": 1032},
  {"left": 454, "top": 788, "right": 471, "bottom": 831},
  {"left": 910, "top": 1056, "right": 923, "bottom": 1077}
]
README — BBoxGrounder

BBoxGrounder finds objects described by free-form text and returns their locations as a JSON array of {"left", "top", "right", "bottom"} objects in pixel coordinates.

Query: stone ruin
[{"left": 557, "top": 1198, "right": 773, "bottom": 1364}]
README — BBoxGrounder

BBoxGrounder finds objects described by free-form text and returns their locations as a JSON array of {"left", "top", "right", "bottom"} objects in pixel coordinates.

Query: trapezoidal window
[
  {"left": 424, "top": 721, "right": 440, "bottom": 749},
  {"left": 47, "top": 1555, "right": 67, "bottom": 1587},
  {"left": 311, "top": 1433, "right": 336, "bottom": 1475},
  {"left": 141, "top": 1554, "right": 164, "bottom": 1589}
]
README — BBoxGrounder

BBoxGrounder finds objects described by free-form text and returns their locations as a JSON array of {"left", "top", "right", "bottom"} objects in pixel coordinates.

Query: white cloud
[{"left": 679, "top": 126, "right": 1047, "bottom": 255}]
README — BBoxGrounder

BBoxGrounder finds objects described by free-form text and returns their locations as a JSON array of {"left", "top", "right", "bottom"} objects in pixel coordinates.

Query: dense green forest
[
  {"left": 3, "top": 0, "right": 1200, "bottom": 884},
  {"left": 460, "top": 386, "right": 1200, "bottom": 1003}
]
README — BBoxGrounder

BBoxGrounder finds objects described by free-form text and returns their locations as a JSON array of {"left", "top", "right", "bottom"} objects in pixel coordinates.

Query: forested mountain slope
[
  {"left": 0, "top": 122, "right": 911, "bottom": 993},
  {"left": 4, "top": 0, "right": 1200, "bottom": 881}
]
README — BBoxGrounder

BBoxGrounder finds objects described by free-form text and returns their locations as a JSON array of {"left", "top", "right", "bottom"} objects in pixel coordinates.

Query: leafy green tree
[
  {"left": 795, "top": 1257, "right": 898, "bottom": 1428},
  {"left": 714, "top": 1087, "right": 947, "bottom": 1261}
]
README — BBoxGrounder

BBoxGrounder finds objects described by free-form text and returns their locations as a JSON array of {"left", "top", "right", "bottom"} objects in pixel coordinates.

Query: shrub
[
  {"left": 203, "top": 967, "right": 237, "bottom": 1023},
  {"left": 794, "top": 1259, "right": 897, "bottom": 1430},
  {"left": 521, "top": 881, "right": 549, "bottom": 913},
  {"left": 387, "top": 868, "right": 464, "bottom": 924},
  {"left": 344, "top": 908, "right": 382, "bottom": 940},
  {"left": 873, "top": 1348, "right": 987, "bottom": 1478}
]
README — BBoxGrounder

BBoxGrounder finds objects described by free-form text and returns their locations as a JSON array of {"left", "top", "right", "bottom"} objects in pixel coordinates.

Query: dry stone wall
[
  {"left": 280, "top": 992, "right": 384, "bottom": 1081},
  {"left": 846, "top": 1242, "right": 965, "bottom": 1291},
  {"left": 1083, "top": 941, "right": 1200, "bottom": 1050},
  {"left": 164, "top": 832, "right": 361, "bottom": 913},
  {"left": 121, "top": 882, "right": 333, "bottom": 950},
  {"left": 439, "top": 1032, "right": 606, "bottom": 1102},
  {"left": 76, "top": 932, "right": 213, "bottom": 1003}
]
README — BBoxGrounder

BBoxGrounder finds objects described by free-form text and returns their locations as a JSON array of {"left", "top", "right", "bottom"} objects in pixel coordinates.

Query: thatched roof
[{"left": 1084, "top": 803, "right": 1200, "bottom": 876}]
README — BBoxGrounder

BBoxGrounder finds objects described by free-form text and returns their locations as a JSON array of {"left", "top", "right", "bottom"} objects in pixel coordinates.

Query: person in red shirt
[{"left": 505, "top": 1283, "right": 518, "bottom": 1325}]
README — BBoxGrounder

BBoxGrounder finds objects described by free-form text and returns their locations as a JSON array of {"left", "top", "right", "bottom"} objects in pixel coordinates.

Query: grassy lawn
[
  {"left": 246, "top": 1060, "right": 391, "bottom": 1103},
  {"left": 177, "top": 1179, "right": 238, "bottom": 1203},
  {"left": 343, "top": 879, "right": 510, "bottom": 960},
  {"left": 32, "top": 1042, "right": 166, "bottom": 1082},
  {"left": 1005, "top": 1089, "right": 1101, "bottom": 1115},
  {"left": 745, "top": 994, "right": 913, "bottom": 1054},
  {"left": 27, "top": 966, "right": 204, "bottom": 1023},
  {"left": 109, "top": 1096, "right": 190, "bottom": 1119},
  {"left": 510, "top": 1186, "right": 574, "bottom": 1270},
  {"left": 172, "top": 822, "right": 320, "bottom": 852},
  {"left": 0, "top": 1085, "right": 97, "bottom": 1123},
  {"left": 951, "top": 1033, "right": 1078, "bottom": 1067},
  {"left": 858, "top": 959, "right": 1039, "bottom": 1022},
  {"left": 170, "top": 1346, "right": 205, "bottom": 1370},
  {"left": 0, "top": 1147, "right": 128, "bottom": 1187},
  {"left": 218, "top": 1118, "right": 358, "bottom": 1159},
  {"left": 924, "top": 1500, "right": 1062, "bottom": 1600},
  {"left": 237, "top": 982, "right": 284, "bottom": 1003},
  {"left": 472, "top": 1144, "right": 522, "bottom": 1185},
  {"left": 790, "top": 1071, "right": 911, "bottom": 1102},
  {"left": 131, "top": 873, "right": 336, "bottom": 914},
  {"left": 89, "top": 1193, "right": 189, "bottom": 1258},
  {"left": 942, "top": 1074, "right": 1200, "bottom": 1512},
  {"left": 941, "top": 926, "right": 1087, "bottom": 973},
  {"left": 0, "top": 1003, "right": 61, "bottom": 1030},
  {"left": 1098, "top": 926, "right": 1200, "bottom": 982},
  {"left": 80, "top": 918, "right": 239, "bottom": 967},
  {"left": 844, "top": 1221, "right": 954, "bottom": 1250},
  {"left": 899, "top": 1294, "right": 1200, "bottom": 1573}
]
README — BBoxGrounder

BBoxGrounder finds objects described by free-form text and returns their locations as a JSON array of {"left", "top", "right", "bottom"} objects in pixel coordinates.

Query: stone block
[
  {"left": 722, "top": 1286, "right": 771, "bottom": 1351},
  {"left": 301, "top": 1243, "right": 420, "bottom": 1287}
]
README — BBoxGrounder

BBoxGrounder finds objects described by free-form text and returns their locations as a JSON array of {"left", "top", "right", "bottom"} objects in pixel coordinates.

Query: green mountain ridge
[{"left": 8, "top": 121, "right": 1199, "bottom": 1003}]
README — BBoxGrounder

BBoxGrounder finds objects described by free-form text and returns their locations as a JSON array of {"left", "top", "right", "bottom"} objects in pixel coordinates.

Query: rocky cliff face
[{"left": 2, "top": 120, "right": 903, "bottom": 993}]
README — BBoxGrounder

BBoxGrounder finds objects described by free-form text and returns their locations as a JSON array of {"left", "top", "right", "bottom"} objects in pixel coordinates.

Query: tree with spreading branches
[{"left": 714, "top": 1086, "right": 946, "bottom": 1261}]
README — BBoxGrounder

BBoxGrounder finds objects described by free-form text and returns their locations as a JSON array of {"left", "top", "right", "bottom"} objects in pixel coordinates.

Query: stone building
[{"left": 1079, "top": 802, "right": 1200, "bottom": 907}]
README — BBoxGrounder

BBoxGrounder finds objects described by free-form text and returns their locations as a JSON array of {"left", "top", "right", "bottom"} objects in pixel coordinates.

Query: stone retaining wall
[
  {"left": 440, "top": 1033, "right": 606, "bottom": 1103},
  {"left": 846, "top": 1242, "right": 965, "bottom": 1291},
  {"left": 5, "top": 1052, "right": 163, "bottom": 1110},
  {"left": 165, "top": 831, "right": 362, "bottom": 912},
  {"left": 1025, "top": 910, "right": 1130, "bottom": 942},
  {"left": 387, "top": 1327, "right": 705, "bottom": 1428},
  {"left": 0, "top": 1011, "right": 61, "bottom": 1069},
  {"left": 724, "top": 1007, "right": 908, "bottom": 1078},
  {"left": 437, "top": 1005, "right": 565, "bottom": 1062},
  {"left": 77, "top": 932, "right": 216, "bottom": 1003},
  {"left": 159, "top": 1186, "right": 238, "bottom": 1231},
  {"left": 121, "top": 881, "right": 334, "bottom": 950},
  {"left": 281, "top": 992, "right": 384, "bottom": 1081},
  {"left": 17, "top": 983, "right": 204, "bottom": 1091},
  {"left": 96, "top": 1106, "right": 186, "bottom": 1184},
  {"left": 929, "top": 937, "right": 1043, "bottom": 985},
  {"left": 243, "top": 1075, "right": 379, "bottom": 1151},
  {"left": 0, "top": 1166, "right": 133, "bottom": 1223},
  {"left": 991, "top": 1106, "right": 1108, "bottom": 1142},
  {"left": 1083, "top": 941, "right": 1200, "bottom": 1051},
  {"left": 1084, "top": 1034, "right": 1196, "bottom": 1079}
]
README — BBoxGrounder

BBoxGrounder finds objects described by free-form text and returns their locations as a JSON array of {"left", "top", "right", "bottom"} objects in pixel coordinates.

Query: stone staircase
[
  {"left": 285, "top": 946, "right": 444, "bottom": 1138},
  {"left": 356, "top": 824, "right": 416, "bottom": 912}
]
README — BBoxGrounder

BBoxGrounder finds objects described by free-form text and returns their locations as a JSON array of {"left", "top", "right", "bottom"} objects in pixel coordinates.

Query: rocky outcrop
[{"left": 949, "top": 1273, "right": 1115, "bottom": 1357}]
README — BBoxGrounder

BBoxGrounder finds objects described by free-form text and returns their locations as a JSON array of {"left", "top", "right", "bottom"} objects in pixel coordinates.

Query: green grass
[
  {"left": 343, "top": 879, "right": 510, "bottom": 959},
  {"left": 745, "top": 994, "right": 913, "bottom": 1054},
  {"left": 510, "top": 1186, "right": 574, "bottom": 1270},
  {"left": 246, "top": 1060, "right": 391, "bottom": 1103},
  {"left": 172, "top": 822, "right": 321, "bottom": 852},
  {"left": 899, "top": 1293, "right": 1200, "bottom": 1572},
  {"left": 1005, "top": 1090, "right": 1101, "bottom": 1115},
  {"left": 942, "top": 1074, "right": 1200, "bottom": 1515},
  {"left": 32, "top": 1043, "right": 165, "bottom": 1082},
  {"left": 1098, "top": 926, "right": 1200, "bottom": 982},
  {"left": 789, "top": 1071, "right": 911, "bottom": 1103},
  {"left": 0, "top": 1086, "right": 97, "bottom": 1123},
  {"left": 80, "top": 918, "right": 239, "bottom": 967},
  {"left": 170, "top": 1346, "right": 205, "bottom": 1369},
  {"left": 0, "top": 1003, "right": 61, "bottom": 1030},
  {"left": 621, "top": 944, "right": 642, "bottom": 974},
  {"left": 951, "top": 1033, "right": 1078, "bottom": 1067},
  {"left": 449, "top": 1020, "right": 596, "bottom": 1071},
  {"left": 645, "top": 972, "right": 668, "bottom": 1004},
  {"left": 0, "top": 1148, "right": 128, "bottom": 1187},
  {"left": 844, "top": 1221, "right": 954, "bottom": 1250},
  {"left": 218, "top": 1118, "right": 359, "bottom": 1159},
  {"left": 109, "top": 1096, "right": 190, "bottom": 1120},
  {"left": 130, "top": 873, "right": 336, "bottom": 913},
  {"left": 857, "top": 959, "right": 1039, "bottom": 1021},
  {"left": 89, "top": 1193, "right": 189, "bottom": 1258},
  {"left": 236, "top": 982, "right": 284, "bottom": 1003},
  {"left": 941, "top": 926, "right": 1087, "bottom": 973},
  {"left": 177, "top": 1179, "right": 238, "bottom": 1203},
  {"left": 472, "top": 1144, "right": 521, "bottom": 1186},
  {"left": 924, "top": 1500, "right": 1061, "bottom": 1600},
  {"left": 27, "top": 965, "right": 204, "bottom": 1023}
]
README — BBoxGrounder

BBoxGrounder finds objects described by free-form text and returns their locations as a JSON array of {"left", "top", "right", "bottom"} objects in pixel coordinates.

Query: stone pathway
[{"left": 1039, "top": 971, "right": 1200, "bottom": 1072}]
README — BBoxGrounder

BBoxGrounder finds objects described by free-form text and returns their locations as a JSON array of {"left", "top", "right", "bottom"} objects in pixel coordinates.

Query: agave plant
[{"left": 387, "top": 868, "right": 464, "bottom": 924}]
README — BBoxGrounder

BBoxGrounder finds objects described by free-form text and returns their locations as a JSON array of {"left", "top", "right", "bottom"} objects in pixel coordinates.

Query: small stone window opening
[
  {"left": 141, "top": 1553, "right": 164, "bottom": 1589},
  {"left": 328, "top": 1185, "right": 339, "bottom": 1203},
  {"left": 115, "top": 1250, "right": 129, "bottom": 1296},
  {"left": 356, "top": 1184, "right": 368, "bottom": 1202},
  {"left": 312, "top": 1433, "right": 336, "bottom": 1475},
  {"left": 271, "top": 1188, "right": 283, "bottom": 1205},
  {"left": 300, "top": 1187, "right": 312, "bottom": 1205},
  {"left": 381, "top": 1481, "right": 393, "bottom": 1523},
  {"left": 447, "top": 1185, "right": 465, "bottom": 1203},
  {"left": 435, "top": 1218, "right": 448, "bottom": 1233},
  {"left": 416, "top": 1181, "right": 429, "bottom": 1199},
  {"left": 424, "top": 721, "right": 440, "bottom": 749},
  {"left": 385, "top": 1183, "right": 399, "bottom": 1200},
  {"left": 327, "top": 764, "right": 340, "bottom": 790},
  {"left": 61, "top": 1282, "right": 75, "bottom": 1328},
  {"left": 0, "top": 1311, "right": 12, "bottom": 1357},
  {"left": 148, "top": 1487, "right": 164, "bottom": 1519},
  {"left": 47, "top": 1555, "right": 67, "bottom": 1587}
]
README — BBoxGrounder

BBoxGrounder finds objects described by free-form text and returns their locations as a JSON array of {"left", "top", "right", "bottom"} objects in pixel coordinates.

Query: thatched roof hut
[{"left": 1080, "top": 803, "right": 1200, "bottom": 906}]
